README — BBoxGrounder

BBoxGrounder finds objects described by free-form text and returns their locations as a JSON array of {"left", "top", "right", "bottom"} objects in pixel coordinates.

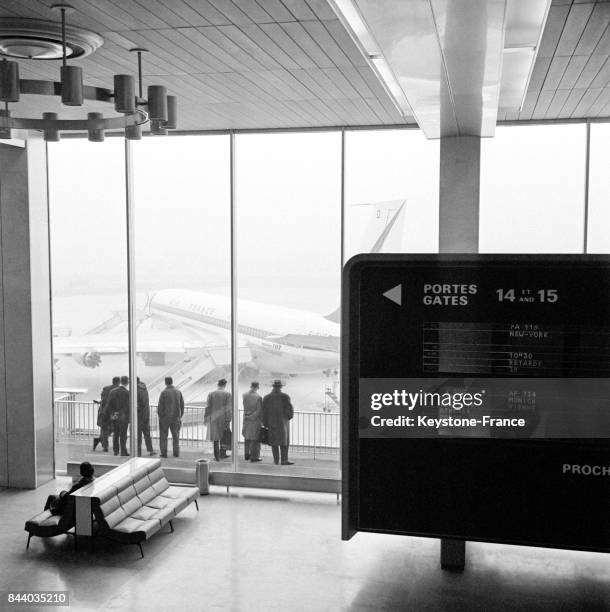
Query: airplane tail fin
[
  {"left": 325, "top": 199, "right": 407, "bottom": 321},
  {"left": 344, "top": 199, "right": 407, "bottom": 258}
]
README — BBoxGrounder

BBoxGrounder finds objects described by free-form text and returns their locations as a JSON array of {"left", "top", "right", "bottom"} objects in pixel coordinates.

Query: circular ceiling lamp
[
  {"left": 0, "top": 16, "right": 103, "bottom": 59},
  {"left": 0, "top": 5, "right": 178, "bottom": 142}
]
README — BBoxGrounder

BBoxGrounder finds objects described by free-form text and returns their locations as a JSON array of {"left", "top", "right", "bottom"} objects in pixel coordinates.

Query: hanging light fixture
[{"left": 0, "top": 4, "right": 178, "bottom": 142}]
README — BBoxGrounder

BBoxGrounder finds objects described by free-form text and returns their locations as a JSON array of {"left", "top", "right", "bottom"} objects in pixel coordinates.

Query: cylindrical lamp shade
[
  {"left": 0, "top": 60, "right": 20, "bottom": 102},
  {"left": 125, "top": 124, "right": 142, "bottom": 140},
  {"left": 164, "top": 95, "right": 177, "bottom": 129},
  {"left": 147, "top": 85, "right": 167, "bottom": 121},
  {"left": 87, "top": 112, "right": 104, "bottom": 142},
  {"left": 150, "top": 119, "right": 167, "bottom": 136},
  {"left": 114, "top": 74, "right": 136, "bottom": 113},
  {"left": 0, "top": 108, "right": 11, "bottom": 140},
  {"left": 61, "top": 65, "right": 83, "bottom": 106},
  {"left": 42, "top": 112, "right": 60, "bottom": 142}
]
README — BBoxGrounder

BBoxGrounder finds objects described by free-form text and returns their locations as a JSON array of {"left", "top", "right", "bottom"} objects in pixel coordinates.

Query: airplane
[
  {"left": 52, "top": 199, "right": 406, "bottom": 397},
  {"left": 149, "top": 289, "right": 340, "bottom": 375}
]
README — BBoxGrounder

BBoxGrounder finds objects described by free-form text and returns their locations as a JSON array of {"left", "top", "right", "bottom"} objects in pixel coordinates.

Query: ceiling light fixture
[
  {"left": 499, "top": 0, "right": 552, "bottom": 113},
  {"left": 328, "top": 0, "right": 414, "bottom": 119},
  {"left": 0, "top": 4, "right": 178, "bottom": 142}
]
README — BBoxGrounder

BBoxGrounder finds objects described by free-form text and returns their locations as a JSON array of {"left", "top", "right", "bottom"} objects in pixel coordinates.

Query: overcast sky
[{"left": 47, "top": 123, "right": 609, "bottom": 313}]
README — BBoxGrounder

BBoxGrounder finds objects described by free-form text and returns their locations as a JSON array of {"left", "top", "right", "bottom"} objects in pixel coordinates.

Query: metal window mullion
[
  {"left": 125, "top": 138, "right": 138, "bottom": 457},
  {"left": 230, "top": 131, "right": 238, "bottom": 473},
  {"left": 584, "top": 121, "right": 591, "bottom": 254},
  {"left": 339, "top": 128, "right": 345, "bottom": 480},
  {"left": 45, "top": 140, "right": 57, "bottom": 475}
]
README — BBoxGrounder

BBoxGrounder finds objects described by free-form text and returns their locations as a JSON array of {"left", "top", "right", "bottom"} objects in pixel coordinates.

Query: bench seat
[
  {"left": 85, "top": 458, "right": 199, "bottom": 556},
  {"left": 25, "top": 459, "right": 199, "bottom": 557},
  {"left": 24, "top": 496, "right": 76, "bottom": 549}
]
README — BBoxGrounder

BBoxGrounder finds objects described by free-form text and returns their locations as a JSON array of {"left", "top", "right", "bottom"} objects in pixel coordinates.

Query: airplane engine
[{"left": 72, "top": 351, "right": 102, "bottom": 368}]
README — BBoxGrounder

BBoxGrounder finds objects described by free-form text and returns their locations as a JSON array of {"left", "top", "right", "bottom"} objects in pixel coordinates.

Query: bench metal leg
[
  {"left": 137, "top": 543, "right": 144, "bottom": 559},
  {"left": 194, "top": 499, "right": 199, "bottom": 511},
  {"left": 440, "top": 538, "right": 465, "bottom": 570},
  {"left": 26, "top": 533, "right": 32, "bottom": 550},
  {"left": 169, "top": 520, "right": 174, "bottom": 533}
]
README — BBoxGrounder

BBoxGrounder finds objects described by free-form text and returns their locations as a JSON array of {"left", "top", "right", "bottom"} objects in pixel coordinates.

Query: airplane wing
[
  {"left": 53, "top": 327, "right": 212, "bottom": 356},
  {"left": 53, "top": 323, "right": 253, "bottom": 364}
]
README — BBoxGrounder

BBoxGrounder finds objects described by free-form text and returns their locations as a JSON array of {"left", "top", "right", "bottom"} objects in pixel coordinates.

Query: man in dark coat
[
  {"left": 242, "top": 381, "right": 263, "bottom": 462},
  {"left": 106, "top": 375, "right": 130, "bottom": 456},
  {"left": 94, "top": 376, "right": 119, "bottom": 452},
  {"left": 262, "top": 380, "right": 294, "bottom": 465},
  {"left": 137, "top": 377, "right": 156, "bottom": 457},
  {"left": 205, "top": 378, "right": 232, "bottom": 461},
  {"left": 157, "top": 376, "right": 184, "bottom": 458},
  {"left": 46, "top": 461, "right": 95, "bottom": 516}
]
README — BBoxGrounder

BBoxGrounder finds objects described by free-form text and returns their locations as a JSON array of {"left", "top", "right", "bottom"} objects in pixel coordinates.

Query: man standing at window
[
  {"left": 242, "top": 381, "right": 263, "bottom": 462},
  {"left": 205, "top": 378, "right": 232, "bottom": 461},
  {"left": 157, "top": 376, "right": 184, "bottom": 458},
  {"left": 137, "top": 377, "right": 156, "bottom": 457},
  {"left": 263, "top": 380, "right": 294, "bottom": 465},
  {"left": 94, "top": 376, "right": 119, "bottom": 452},
  {"left": 107, "top": 375, "right": 130, "bottom": 457}
]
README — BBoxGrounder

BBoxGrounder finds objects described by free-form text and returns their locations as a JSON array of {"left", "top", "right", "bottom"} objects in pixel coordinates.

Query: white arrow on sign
[{"left": 382, "top": 284, "right": 402, "bottom": 306}]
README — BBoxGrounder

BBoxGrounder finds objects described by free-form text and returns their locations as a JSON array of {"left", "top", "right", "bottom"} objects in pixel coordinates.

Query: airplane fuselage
[{"left": 149, "top": 289, "right": 340, "bottom": 375}]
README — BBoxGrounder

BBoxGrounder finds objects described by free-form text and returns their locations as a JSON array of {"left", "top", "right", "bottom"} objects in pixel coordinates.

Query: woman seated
[{"left": 45, "top": 461, "right": 95, "bottom": 515}]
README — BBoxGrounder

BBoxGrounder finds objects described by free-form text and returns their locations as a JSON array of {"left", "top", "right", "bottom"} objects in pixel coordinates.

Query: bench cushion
[
  {"left": 100, "top": 495, "right": 121, "bottom": 517},
  {"left": 105, "top": 506, "right": 129, "bottom": 529},
  {"left": 25, "top": 511, "right": 64, "bottom": 538},
  {"left": 137, "top": 487, "right": 158, "bottom": 506},
  {"left": 163, "top": 486, "right": 199, "bottom": 503},
  {"left": 145, "top": 495, "right": 173, "bottom": 510},
  {"left": 133, "top": 476, "right": 150, "bottom": 495},
  {"left": 122, "top": 496, "right": 143, "bottom": 517},
  {"left": 25, "top": 497, "right": 75, "bottom": 539},
  {"left": 130, "top": 506, "right": 158, "bottom": 521},
  {"left": 112, "top": 517, "right": 161, "bottom": 542},
  {"left": 161, "top": 486, "right": 198, "bottom": 514},
  {"left": 117, "top": 485, "right": 138, "bottom": 506},
  {"left": 149, "top": 506, "right": 174, "bottom": 526}
]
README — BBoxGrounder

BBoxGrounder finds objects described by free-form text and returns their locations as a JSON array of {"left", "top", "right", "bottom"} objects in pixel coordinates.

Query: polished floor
[{"left": 1, "top": 478, "right": 609, "bottom": 611}]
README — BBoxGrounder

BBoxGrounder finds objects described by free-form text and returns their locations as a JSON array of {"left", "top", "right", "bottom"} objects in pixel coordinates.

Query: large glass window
[
  {"left": 47, "top": 122, "right": 599, "bottom": 482},
  {"left": 235, "top": 132, "right": 342, "bottom": 478},
  {"left": 480, "top": 124, "right": 587, "bottom": 253},
  {"left": 345, "top": 129, "right": 440, "bottom": 260},
  {"left": 132, "top": 135, "right": 231, "bottom": 464},
  {"left": 586, "top": 123, "right": 610, "bottom": 254},
  {"left": 48, "top": 139, "right": 129, "bottom": 466}
]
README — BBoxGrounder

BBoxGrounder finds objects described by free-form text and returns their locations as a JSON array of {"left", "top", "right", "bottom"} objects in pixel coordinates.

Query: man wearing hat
[
  {"left": 262, "top": 379, "right": 294, "bottom": 465},
  {"left": 242, "top": 381, "right": 263, "bottom": 462}
]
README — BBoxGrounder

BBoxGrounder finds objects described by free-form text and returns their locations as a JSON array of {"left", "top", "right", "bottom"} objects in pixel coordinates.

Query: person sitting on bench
[{"left": 45, "top": 462, "right": 95, "bottom": 516}]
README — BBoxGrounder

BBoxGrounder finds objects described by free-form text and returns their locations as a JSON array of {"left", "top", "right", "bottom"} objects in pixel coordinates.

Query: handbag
[
  {"left": 220, "top": 426, "right": 232, "bottom": 448},
  {"left": 259, "top": 426, "right": 269, "bottom": 445}
]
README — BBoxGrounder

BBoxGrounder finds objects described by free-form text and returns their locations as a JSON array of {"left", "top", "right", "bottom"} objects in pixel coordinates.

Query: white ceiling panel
[{"left": 0, "top": 0, "right": 407, "bottom": 130}]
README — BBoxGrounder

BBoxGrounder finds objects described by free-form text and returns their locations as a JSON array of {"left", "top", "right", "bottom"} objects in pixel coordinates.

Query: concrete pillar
[
  {"left": 438, "top": 134, "right": 481, "bottom": 568},
  {"left": 439, "top": 136, "right": 481, "bottom": 252},
  {"left": 0, "top": 134, "right": 54, "bottom": 488}
]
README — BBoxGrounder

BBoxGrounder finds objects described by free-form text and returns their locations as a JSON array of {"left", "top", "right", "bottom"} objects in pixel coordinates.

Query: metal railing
[{"left": 54, "top": 399, "right": 340, "bottom": 456}]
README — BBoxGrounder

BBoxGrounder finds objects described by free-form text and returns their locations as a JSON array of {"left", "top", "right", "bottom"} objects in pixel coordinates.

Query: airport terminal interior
[{"left": 0, "top": 0, "right": 609, "bottom": 609}]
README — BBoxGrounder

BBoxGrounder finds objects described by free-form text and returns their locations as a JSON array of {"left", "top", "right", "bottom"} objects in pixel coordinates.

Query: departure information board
[{"left": 343, "top": 255, "right": 610, "bottom": 553}]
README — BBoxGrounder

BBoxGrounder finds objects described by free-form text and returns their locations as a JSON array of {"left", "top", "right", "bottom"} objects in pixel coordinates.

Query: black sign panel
[{"left": 342, "top": 255, "right": 610, "bottom": 552}]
